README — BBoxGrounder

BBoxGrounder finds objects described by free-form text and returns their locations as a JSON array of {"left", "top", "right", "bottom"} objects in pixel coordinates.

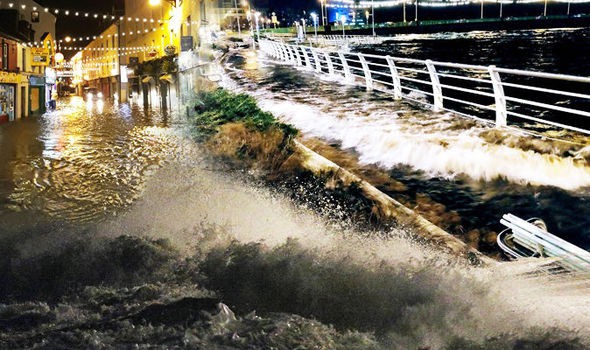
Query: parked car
[{"left": 83, "top": 87, "right": 103, "bottom": 101}]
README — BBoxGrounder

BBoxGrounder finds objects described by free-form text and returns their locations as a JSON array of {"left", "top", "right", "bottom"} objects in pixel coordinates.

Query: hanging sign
[{"left": 31, "top": 47, "right": 50, "bottom": 66}]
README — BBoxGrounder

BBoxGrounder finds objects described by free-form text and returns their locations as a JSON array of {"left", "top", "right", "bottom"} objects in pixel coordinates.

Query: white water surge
[
  {"left": 263, "top": 99, "right": 590, "bottom": 190},
  {"left": 221, "top": 51, "right": 590, "bottom": 191}
]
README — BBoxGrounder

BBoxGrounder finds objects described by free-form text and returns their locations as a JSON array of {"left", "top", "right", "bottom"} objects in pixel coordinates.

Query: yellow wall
[
  {"left": 122, "top": 0, "right": 199, "bottom": 65},
  {"left": 81, "top": 24, "right": 119, "bottom": 81}
]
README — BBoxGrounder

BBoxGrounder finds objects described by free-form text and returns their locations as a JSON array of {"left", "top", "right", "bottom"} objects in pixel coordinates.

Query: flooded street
[
  {"left": 0, "top": 97, "right": 177, "bottom": 225},
  {"left": 1, "top": 29, "right": 590, "bottom": 348}
]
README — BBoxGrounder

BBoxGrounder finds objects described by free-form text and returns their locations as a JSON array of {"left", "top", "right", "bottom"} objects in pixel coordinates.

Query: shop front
[
  {"left": 0, "top": 71, "right": 19, "bottom": 123},
  {"left": 29, "top": 75, "right": 46, "bottom": 115}
]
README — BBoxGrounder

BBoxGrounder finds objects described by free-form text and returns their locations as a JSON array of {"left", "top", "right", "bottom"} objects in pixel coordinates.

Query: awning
[
  {"left": 141, "top": 76, "right": 154, "bottom": 84},
  {"left": 159, "top": 74, "right": 175, "bottom": 84}
]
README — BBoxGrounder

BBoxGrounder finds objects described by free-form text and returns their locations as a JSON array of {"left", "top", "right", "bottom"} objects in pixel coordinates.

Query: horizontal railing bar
[
  {"left": 426, "top": 60, "right": 490, "bottom": 71},
  {"left": 367, "top": 62, "right": 390, "bottom": 69},
  {"left": 397, "top": 67, "right": 430, "bottom": 75},
  {"left": 401, "top": 86, "right": 434, "bottom": 97},
  {"left": 500, "top": 81, "right": 590, "bottom": 100},
  {"left": 436, "top": 72, "right": 493, "bottom": 85},
  {"left": 506, "top": 111, "right": 590, "bottom": 135},
  {"left": 443, "top": 95, "right": 497, "bottom": 111},
  {"left": 494, "top": 67, "right": 590, "bottom": 83},
  {"left": 505, "top": 96, "right": 590, "bottom": 118},
  {"left": 439, "top": 83, "right": 496, "bottom": 98},
  {"left": 399, "top": 76, "right": 433, "bottom": 86}
]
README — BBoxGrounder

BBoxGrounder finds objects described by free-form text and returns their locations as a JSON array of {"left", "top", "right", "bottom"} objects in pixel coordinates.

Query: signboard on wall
[
  {"left": 31, "top": 48, "right": 49, "bottom": 66},
  {"left": 181, "top": 36, "right": 193, "bottom": 52}
]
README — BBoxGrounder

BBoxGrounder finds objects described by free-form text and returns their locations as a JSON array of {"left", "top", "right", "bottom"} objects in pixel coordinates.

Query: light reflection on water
[{"left": 0, "top": 97, "right": 178, "bottom": 223}]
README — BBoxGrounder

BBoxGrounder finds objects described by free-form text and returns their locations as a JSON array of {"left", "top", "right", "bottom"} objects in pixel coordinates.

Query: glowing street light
[
  {"left": 320, "top": 0, "right": 326, "bottom": 26},
  {"left": 234, "top": 0, "right": 241, "bottom": 35},
  {"left": 301, "top": 18, "right": 306, "bottom": 38},
  {"left": 371, "top": 0, "right": 375, "bottom": 36},
  {"left": 254, "top": 11, "right": 260, "bottom": 41},
  {"left": 339, "top": 14, "right": 346, "bottom": 37},
  {"left": 311, "top": 12, "right": 318, "bottom": 38}
]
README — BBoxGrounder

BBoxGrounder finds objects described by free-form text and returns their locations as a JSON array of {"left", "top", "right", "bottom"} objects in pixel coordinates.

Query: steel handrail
[{"left": 259, "top": 39, "right": 590, "bottom": 133}]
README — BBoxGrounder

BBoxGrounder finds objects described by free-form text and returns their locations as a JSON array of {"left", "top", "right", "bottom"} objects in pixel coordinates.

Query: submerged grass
[{"left": 190, "top": 88, "right": 297, "bottom": 141}]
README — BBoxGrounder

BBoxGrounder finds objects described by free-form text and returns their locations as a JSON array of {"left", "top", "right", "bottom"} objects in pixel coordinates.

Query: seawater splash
[
  {"left": 95, "top": 142, "right": 590, "bottom": 348},
  {"left": 2, "top": 129, "right": 590, "bottom": 348}
]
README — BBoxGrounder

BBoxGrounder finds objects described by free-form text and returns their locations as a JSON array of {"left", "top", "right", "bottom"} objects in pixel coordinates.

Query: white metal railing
[
  {"left": 499, "top": 214, "right": 590, "bottom": 272},
  {"left": 308, "top": 35, "right": 388, "bottom": 46},
  {"left": 258, "top": 39, "right": 590, "bottom": 134}
]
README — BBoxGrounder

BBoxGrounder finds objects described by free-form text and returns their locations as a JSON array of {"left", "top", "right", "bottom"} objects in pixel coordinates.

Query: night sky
[{"left": 33, "top": 0, "right": 318, "bottom": 40}]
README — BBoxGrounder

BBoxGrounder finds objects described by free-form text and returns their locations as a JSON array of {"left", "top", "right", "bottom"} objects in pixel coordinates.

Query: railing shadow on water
[{"left": 259, "top": 37, "right": 590, "bottom": 137}]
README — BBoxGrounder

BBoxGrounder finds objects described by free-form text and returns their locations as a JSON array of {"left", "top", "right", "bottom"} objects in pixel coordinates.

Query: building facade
[
  {"left": 80, "top": 24, "right": 120, "bottom": 101},
  {"left": 0, "top": 1, "right": 56, "bottom": 123}
]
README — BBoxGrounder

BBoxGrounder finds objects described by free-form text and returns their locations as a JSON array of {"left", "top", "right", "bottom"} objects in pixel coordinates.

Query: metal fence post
[
  {"left": 282, "top": 43, "right": 291, "bottom": 62},
  {"left": 385, "top": 56, "right": 402, "bottom": 100},
  {"left": 324, "top": 51, "right": 335, "bottom": 75},
  {"left": 311, "top": 48, "right": 322, "bottom": 73},
  {"left": 302, "top": 47, "right": 312, "bottom": 70},
  {"left": 338, "top": 52, "right": 352, "bottom": 81},
  {"left": 293, "top": 46, "right": 303, "bottom": 66},
  {"left": 358, "top": 54, "right": 373, "bottom": 90},
  {"left": 488, "top": 65, "right": 507, "bottom": 128},
  {"left": 425, "top": 59, "right": 443, "bottom": 112}
]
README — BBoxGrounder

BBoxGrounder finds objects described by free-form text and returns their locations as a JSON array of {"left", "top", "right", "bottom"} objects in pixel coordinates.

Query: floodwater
[
  {"left": 222, "top": 27, "right": 590, "bottom": 251},
  {"left": 1, "top": 29, "right": 590, "bottom": 348}
]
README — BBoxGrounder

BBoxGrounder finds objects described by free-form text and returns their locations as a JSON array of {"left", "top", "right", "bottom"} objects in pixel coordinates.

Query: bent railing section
[
  {"left": 308, "top": 35, "right": 388, "bottom": 46},
  {"left": 499, "top": 214, "right": 590, "bottom": 272},
  {"left": 259, "top": 39, "right": 590, "bottom": 134}
]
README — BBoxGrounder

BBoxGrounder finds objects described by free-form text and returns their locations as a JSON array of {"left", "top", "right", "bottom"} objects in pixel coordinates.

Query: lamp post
[
  {"left": 371, "top": 0, "right": 375, "bottom": 36},
  {"left": 255, "top": 11, "right": 260, "bottom": 40},
  {"left": 234, "top": 0, "right": 241, "bottom": 34},
  {"left": 320, "top": 0, "right": 326, "bottom": 26},
  {"left": 301, "top": 18, "right": 306, "bottom": 38},
  {"left": 311, "top": 13, "right": 318, "bottom": 38},
  {"left": 543, "top": 0, "right": 548, "bottom": 16},
  {"left": 414, "top": 0, "right": 418, "bottom": 22},
  {"left": 340, "top": 14, "right": 345, "bottom": 37},
  {"left": 481, "top": 0, "right": 484, "bottom": 19},
  {"left": 403, "top": 0, "right": 407, "bottom": 23}
]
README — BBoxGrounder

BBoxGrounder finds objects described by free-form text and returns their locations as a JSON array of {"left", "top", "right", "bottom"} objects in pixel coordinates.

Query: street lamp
[
  {"left": 543, "top": 0, "right": 548, "bottom": 16},
  {"left": 320, "top": 0, "right": 326, "bottom": 26},
  {"left": 254, "top": 11, "right": 260, "bottom": 40},
  {"left": 371, "top": 0, "right": 375, "bottom": 36},
  {"left": 234, "top": 0, "right": 241, "bottom": 35},
  {"left": 301, "top": 18, "right": 306, "bottom": 38},
  {"left": 403, "top": 0, "right": 407, "bottom": 23},
  {"left": 481, "top": 0, "right": 484, "bottom": 19},
  {"left": 311, "top": 12, "right": 318, "bottom": 38}
]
